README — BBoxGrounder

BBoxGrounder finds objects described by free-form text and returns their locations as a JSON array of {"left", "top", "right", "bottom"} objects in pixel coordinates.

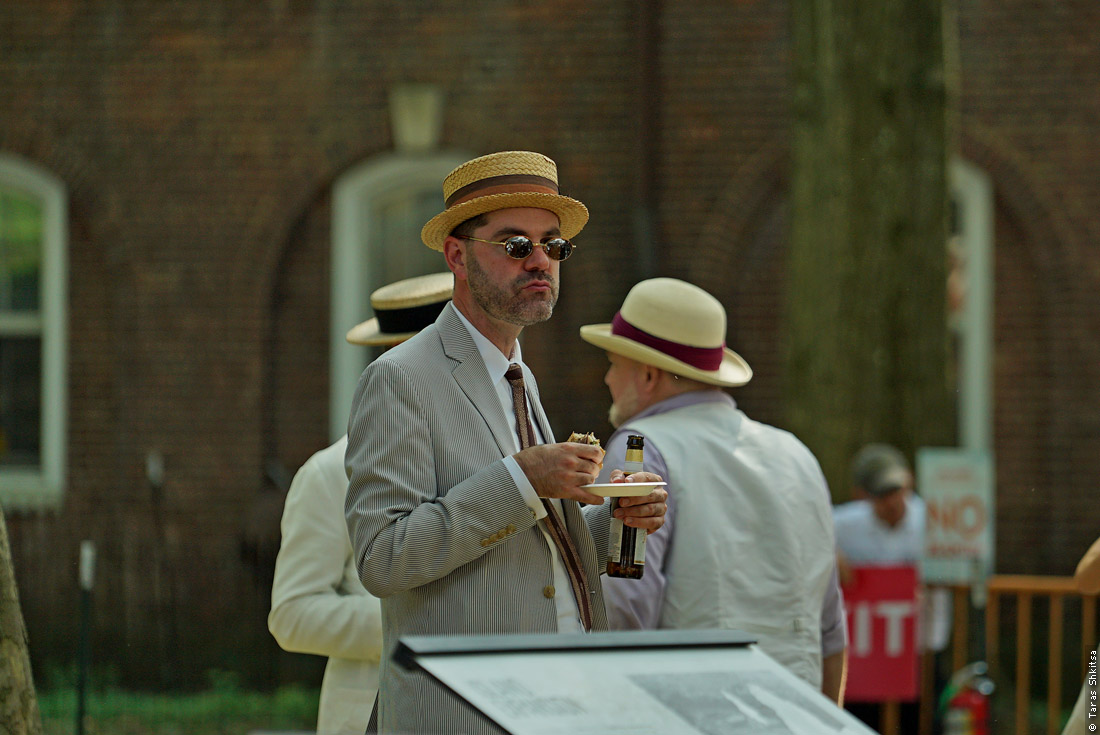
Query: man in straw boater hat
[
  {"left": 344, "top": 151, "right": 668, "bottom": 735},
  {"left": 580, "top": 277, "right": 849, "bottom": 703},
  {"left": 269, "top": 272, "right": 452, "bottom": 735}
]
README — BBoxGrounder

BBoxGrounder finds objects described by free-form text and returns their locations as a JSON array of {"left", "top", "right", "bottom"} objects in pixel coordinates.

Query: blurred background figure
[
  {"left": 268, "top": 272, "right": 453, "bottom": 735},
  {"left": 834, "top": 444, "right": 923, "bottom": 578},
  {"left": 833, "top": 443, "right": 950, "bottom": 734}
]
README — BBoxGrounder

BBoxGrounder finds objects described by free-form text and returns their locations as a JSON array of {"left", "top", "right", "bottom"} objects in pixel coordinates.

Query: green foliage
[
  {"left": 36, "top": 671, "right": 319, "bottom": 735},
  {"left": 41, "top": 662, "right": 121, "bottom": 692},
  {"left": 0, "top": 188, "right": 43, "bottom": 267}
]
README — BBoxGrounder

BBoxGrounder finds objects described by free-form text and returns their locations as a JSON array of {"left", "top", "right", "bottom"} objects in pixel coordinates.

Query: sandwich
[{"left": 568, "top": 431, "right": 603, "bottom": 467}]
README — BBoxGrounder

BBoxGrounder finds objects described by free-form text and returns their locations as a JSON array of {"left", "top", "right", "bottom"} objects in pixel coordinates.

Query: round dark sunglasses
[{"left": 463, "top": 236, "right": 575, "bottom": 261}]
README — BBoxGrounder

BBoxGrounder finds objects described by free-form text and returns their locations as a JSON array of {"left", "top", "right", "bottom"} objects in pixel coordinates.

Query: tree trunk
[
  {"left": 0, "top": 508, "right": 43, "bottom": 735},
  {"left": 787, "top": 0, "right": 956, "bottom": 496}
]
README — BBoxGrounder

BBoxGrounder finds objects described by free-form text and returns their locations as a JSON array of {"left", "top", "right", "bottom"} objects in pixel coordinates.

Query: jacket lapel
[{"left": 437, "top": 304, "right": 519, "bottom": 458}]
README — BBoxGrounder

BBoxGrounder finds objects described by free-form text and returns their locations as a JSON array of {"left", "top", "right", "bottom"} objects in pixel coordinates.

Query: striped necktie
[{"left": 504, "top": 363, "right": 594, "bottom": 632}]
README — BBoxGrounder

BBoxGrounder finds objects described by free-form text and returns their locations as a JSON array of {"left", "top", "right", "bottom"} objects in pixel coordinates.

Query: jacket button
[
  {"left": 506, "top": 524, "right": 516, "bottom": 534},
  {"left": 543, "top": 585, "right": 555, "bottom": 598},
  {"left": 480, "top": 539, "right": 490, "bottom": 547}
]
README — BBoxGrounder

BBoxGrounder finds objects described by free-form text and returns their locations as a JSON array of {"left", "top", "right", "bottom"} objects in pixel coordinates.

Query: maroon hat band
[{"left": 610, "top": 312, "right": 724, "bottom": 371}]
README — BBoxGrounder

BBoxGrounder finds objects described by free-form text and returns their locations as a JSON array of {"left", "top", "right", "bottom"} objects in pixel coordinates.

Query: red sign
[{"left": 842, "top": 564, "right": 919, "bottom": 702}]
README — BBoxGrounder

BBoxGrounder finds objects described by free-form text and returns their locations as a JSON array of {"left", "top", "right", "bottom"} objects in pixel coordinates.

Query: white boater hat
[{"left": 580, "top": 277, "right": 752, "bottom": 387}]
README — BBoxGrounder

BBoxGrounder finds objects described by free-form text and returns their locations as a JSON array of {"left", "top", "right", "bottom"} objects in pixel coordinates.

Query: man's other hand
[{"left": 608, "top": 470, "right": 668, "bottom": 533}]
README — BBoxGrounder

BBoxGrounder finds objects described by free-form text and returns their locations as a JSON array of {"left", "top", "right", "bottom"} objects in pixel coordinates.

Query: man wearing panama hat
[
  {"left": 581, "top": 277, "right": 849, "bottom": 703},
  {"left": 344, "top": 151, "right": 668, "bottom": 735},
  {"left": 269, "top": 272, "right": 453, "bottom": 734}
]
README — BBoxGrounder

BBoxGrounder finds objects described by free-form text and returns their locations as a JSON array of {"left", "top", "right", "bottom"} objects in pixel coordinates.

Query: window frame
[
  {"left": 949, "top": 157, "right": 994, "bottom": 453},
  {"left": 0, "top": 153, "right": 68, "bottom": 508},
  {"left": 329, "top": 151, "right": 468, "bottom": 442}
]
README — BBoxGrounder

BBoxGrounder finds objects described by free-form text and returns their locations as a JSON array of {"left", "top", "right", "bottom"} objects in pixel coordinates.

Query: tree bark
[
  {"left": 787, "top": 0, "right": 956, "bottom": 496},
  {"left": 0, "top": 508, "right": 43, "bottom": 735}
]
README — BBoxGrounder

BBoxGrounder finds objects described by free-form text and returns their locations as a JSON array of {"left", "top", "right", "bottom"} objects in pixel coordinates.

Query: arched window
[
  {"left": 0, "top": 154, "right": 68, "bottom": 507},
  {"left": 329, "top": 152, "right": 468, "bottom": 441}
]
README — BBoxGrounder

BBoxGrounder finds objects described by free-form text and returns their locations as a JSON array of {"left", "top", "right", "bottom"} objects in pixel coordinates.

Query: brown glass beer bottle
[{"left": 606, "top": 434, "right": 646, "bottom": 579}]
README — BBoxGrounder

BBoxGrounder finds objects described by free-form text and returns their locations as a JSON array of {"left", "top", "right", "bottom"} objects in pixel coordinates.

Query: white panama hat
[{"left": 580, "top": 277, "right": 752, "bottom": 387}]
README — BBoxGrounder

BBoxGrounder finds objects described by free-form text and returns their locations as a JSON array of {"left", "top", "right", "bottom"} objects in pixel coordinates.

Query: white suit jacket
[
  {"left": 269, "top": 437, "right": 382, "bottom": 735},
  {"left": 345, "top": 302, "right": 611, "bottom": 735}
]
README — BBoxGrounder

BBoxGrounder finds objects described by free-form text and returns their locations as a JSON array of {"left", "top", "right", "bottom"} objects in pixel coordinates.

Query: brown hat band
[{"left": 446, "top": 174, "right": 559, "bottom": 207}]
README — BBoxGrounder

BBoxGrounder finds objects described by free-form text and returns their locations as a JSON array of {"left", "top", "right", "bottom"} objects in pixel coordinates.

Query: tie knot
[{"left": 505, "top": 363, "right": 524, "bottom": 385}]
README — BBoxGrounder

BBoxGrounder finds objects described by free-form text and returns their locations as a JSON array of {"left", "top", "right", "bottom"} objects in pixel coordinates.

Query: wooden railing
[
  {"left": 873, "top": 578, "right": 1095, "bottom": 735},
  {"left": 983, "top": 575, "right": 1097, "bottom": 735}
]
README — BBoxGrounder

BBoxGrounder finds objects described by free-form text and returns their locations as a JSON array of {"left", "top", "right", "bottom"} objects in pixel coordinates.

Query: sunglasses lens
[
  {"left": 546, "top": 239, "right": 572, "bottom": 261},
  {"left": 498, "top": 236, "right": 573, "bottom": 260},
  {"left": 503, "top": 236, "right": 534, "bottom": 259}
]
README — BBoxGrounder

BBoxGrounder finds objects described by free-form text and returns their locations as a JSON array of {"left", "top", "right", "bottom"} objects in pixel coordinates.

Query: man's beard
[
  {"left": 467, "top": 251, "right": 558, "bottom": 327},
  {"left": 608, "top": 382, "right": 640, "bottom": 428}
]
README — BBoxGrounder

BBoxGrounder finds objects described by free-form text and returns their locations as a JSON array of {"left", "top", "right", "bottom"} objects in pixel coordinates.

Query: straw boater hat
[
  {"left": 345, "top": 272, "right": 453, "bottom": 346},
  {"left": 580, "top": 278, "right": 753, "bottom": 387},
  {"left": 420, "top": 151, "right": 589, "bottom": 251}
]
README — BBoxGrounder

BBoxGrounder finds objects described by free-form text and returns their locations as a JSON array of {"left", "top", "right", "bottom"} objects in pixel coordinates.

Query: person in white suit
[{"left": 268, "top": 272, "right": 453, "bottom": 735}]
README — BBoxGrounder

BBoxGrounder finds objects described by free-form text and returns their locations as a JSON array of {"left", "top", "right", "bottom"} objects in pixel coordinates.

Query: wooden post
[
  {"left": 953, "top": 585, "right": 970, "bottom": 674},
  {"left": 881, "top": 700, "right": 900, "bottom": 734},
  {"left": 1048, "top": 594, "right": 1064, "bottom": 735},
  {"left": 986, "top": 586, "right": 1000, "bottom": 676},
  {"left": 1083, "top": 594, "right": 1097, "bottom": 676},
  {"left": 919, "top": 649, "right": 935, "bottom": 735},
  {"left": 1017, "top": 593, "right": 1032, "bottom": 735}
]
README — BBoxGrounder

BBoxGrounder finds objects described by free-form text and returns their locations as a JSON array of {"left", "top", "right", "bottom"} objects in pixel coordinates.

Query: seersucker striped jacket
[{"left": 345, "top": 302, "right": 611, "bottom": 735}]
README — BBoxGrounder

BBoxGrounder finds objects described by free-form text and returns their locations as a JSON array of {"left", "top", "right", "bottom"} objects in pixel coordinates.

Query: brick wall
[
  {"left": 1, "top": 0, "right": 1098, "bottom": 687},
  {"left": 957, "top": 0, "right": 1100, "bottom": 572}
]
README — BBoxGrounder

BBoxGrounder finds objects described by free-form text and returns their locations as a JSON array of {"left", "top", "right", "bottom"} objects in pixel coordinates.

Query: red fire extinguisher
[{"left": 940, "top": 661, "right": 995, "bottom": 735}]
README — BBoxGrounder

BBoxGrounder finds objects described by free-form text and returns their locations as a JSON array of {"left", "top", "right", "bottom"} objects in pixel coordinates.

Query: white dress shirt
[
  {"left": 832, "top": 494, "right": 950, "bottom": 651},
  {"left": 832, "top": 495, "right": 926, "bottom": 564},
  {"left": 452, "top": 307, "right": 583, "bottom": 633}
]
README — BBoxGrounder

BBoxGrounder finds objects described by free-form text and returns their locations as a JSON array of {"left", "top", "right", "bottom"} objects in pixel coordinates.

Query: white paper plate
[{"left": 579, "top": 481, "right": 667, "bottom": 497}]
